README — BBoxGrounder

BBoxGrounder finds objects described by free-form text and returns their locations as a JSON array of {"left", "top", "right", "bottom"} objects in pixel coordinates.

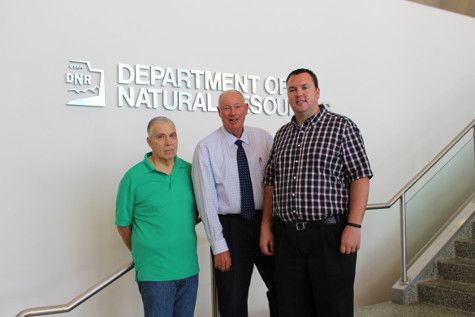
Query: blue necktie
[{"left": 235, "top": 139, "right": 255, "bottom": 220}]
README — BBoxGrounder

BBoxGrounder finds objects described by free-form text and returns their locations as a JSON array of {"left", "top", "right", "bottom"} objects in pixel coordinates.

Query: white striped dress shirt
[{"left": 192, "top": 126, "right": 273, "bottom": 254}]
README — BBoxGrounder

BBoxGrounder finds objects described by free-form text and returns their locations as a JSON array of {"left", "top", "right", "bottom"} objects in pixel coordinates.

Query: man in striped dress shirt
[
  {"left": 192, "top": 90, "right": 278, "bottom": 317},
  {"left": 260, "top": 69, "right": 373, "bottom": 317}
]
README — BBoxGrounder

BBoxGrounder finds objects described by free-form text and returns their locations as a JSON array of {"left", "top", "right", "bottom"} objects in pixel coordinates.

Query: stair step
[
  {"left": 356, "top": 301, "right": 475, "bottom": 317},
  {"left": 455, "top": 238, "right": 475, "bottom": 259},
  {"left": 418, "top": 279, "right": 475, "bottom": 312},
  {"left": 438, "top": 257, "right": 475, "bottom": 284},
  {"left": 472, "top": 222, "right": 475, "bottom": 238}
]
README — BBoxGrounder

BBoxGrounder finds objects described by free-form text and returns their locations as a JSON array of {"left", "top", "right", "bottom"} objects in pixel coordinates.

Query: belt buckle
[{"left": 295, "top": 222, "right": 307, "bottom": 231}]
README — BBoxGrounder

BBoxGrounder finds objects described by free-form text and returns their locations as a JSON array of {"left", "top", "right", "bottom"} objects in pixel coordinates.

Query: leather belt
[
  {"left": 219, "top": 210, "right": 263, "bottom": 219},
  {"left": 277, "top": 215, "right": 344, "bottom": 231}
]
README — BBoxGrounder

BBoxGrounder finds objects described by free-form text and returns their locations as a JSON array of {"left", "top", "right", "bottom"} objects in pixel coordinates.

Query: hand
[
  {"left": 195, "top": 215, "right": 202, "bottom": 225},
  {"left": 340, "top": 225, "right": 361, "bottom": 254},
  {"left": 214, "top": 251, "right": 231, "bottom": 272},
  {"left": 260, "top": 225, "right": 274, "bottom": 256}
]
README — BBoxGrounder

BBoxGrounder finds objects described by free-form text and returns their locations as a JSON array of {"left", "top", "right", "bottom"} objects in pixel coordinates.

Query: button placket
[{"left": 290, "top": 127, "right": 305, "bottom": 217}]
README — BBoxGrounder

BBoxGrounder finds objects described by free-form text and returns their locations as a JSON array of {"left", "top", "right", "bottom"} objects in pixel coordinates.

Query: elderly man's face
[
  {"left": 218, "top": 91, "right": 249, "bottom": 138},
  {"left": 147, "top": 121, "right": 177, "bottom": 161}
]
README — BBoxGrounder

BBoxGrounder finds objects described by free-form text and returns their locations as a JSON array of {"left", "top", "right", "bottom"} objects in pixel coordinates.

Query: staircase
[{"left": 418, "top": 221, "right": 475, "bottom": 313}]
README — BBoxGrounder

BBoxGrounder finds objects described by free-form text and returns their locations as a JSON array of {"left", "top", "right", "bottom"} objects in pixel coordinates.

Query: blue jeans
[{"left": 138, "top": 274, "right": 198, "bottom": 317}]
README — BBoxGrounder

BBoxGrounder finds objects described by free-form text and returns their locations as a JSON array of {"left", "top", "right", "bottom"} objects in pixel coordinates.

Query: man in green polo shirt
[{"left": 116, "top": 116, "right": 199, "bottom": 317}]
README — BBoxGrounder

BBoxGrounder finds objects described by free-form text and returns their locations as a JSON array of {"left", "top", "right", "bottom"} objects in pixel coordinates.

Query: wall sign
[
  {"left": 65, "top": 60, "right": 292, "bottom": 116},
  {"left": 65, "top": 60, "right": 105, "bottom": 107}
]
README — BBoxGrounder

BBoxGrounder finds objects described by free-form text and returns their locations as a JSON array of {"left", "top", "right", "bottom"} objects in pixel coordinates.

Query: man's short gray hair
[
  {"left": 147, "top": 116, "right": 175, "bottom": 135},
  {"left": 218, "top": 90, "right": 245, "bottom": 107}
]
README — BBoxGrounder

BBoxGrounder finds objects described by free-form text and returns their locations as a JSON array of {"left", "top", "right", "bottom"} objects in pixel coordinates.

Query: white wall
[{"left": 1, "top": 0, "right": 474, "bottom": 316}]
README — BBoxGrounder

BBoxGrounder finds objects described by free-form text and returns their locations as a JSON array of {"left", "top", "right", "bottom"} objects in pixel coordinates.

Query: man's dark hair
[{"left": 286, "top": 68, "right": 319, "bottom": 88}]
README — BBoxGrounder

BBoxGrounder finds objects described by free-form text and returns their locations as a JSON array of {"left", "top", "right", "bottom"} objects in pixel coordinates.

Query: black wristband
[{"left": 346, "top": 222, "right": 361, "bottom": 228}]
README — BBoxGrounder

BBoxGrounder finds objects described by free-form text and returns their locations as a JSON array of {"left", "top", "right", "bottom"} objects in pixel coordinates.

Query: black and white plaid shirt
[{"left": 264, "top": 106, "right": 373, "bottom": 222}]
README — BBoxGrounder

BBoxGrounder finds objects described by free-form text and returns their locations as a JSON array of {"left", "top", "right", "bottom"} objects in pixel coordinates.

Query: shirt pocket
[
  {"left": 248, "top": 155, "right": 265, "bottom": 187},
  {"left": 310, "top": 141, "right": 341, "bottom": 172}
]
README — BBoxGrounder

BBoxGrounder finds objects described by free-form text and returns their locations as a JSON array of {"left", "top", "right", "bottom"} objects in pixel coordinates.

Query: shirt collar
[
  {"left": 142, "top": 152, "right": 183, "bottom": 173},
  {"left": 220, "top": 126, "right": 250, "bottom": 146},
  {"left": 291, "top": 104, "right": 327, "bottom": 129}
]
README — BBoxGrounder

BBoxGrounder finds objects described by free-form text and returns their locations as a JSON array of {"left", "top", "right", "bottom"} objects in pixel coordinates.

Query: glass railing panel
[{"left": 405, "top": 137, "right": 475, "bottom": 264}]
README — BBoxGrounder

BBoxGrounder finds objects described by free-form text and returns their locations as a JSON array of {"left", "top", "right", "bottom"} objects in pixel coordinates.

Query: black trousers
[
  {"left": 274, "top": 221, "right": 356, "bottom": 317},
  {"left": 214, "top": 212, "right": 278, "bottom": 317}
]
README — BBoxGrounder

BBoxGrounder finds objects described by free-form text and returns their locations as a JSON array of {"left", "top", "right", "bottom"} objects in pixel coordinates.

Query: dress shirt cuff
[{"left": 211, "top": 237, "right": 229, "bottom": 255}]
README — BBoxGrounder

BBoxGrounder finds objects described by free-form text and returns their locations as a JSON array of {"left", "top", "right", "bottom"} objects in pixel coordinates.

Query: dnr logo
[{"left": 65, "top": 60, "right": 105, "bottom": 107}]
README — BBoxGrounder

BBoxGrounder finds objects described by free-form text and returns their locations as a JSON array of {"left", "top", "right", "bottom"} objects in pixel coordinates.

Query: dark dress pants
[
  {"left": 274, "top": 221, "right": 356, "bottom": 317},
  {"left": 214, "top": 212, "right": 278, "bottom": 317}
]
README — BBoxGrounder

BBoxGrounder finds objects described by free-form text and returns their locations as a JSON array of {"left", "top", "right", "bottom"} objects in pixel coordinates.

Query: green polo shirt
[{"left": 116, "top": 153, "right": 199, "bottom": 281}]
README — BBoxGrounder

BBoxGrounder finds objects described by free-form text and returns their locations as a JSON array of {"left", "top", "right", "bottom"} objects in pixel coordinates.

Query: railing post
[{"left": 400, "top": 193, "right": 409, "bottom": 285}]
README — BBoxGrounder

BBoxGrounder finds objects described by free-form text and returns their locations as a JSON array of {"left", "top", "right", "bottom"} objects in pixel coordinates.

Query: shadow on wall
[{"left": 409, "top": 0, "right": 475, "bottom": 17}]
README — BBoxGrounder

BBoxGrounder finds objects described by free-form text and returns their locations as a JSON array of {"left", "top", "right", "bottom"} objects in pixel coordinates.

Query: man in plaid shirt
[{"left": 260, "top": 68, "right": 372, "bottom": 317}]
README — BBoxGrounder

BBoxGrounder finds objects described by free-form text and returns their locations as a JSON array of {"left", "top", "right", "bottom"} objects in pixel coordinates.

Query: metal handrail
[
  {"left": 16, "top": 119, "right": 475, "bottom": 316},
  {"left": 16, "top": 262, "right": 134, "bottom": 317},
  {"left": 367, "top": 119, "right": 475, "bottom": 211},
  {"left": 365, "top": 118, "right": 475, "bottom": 284}
]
